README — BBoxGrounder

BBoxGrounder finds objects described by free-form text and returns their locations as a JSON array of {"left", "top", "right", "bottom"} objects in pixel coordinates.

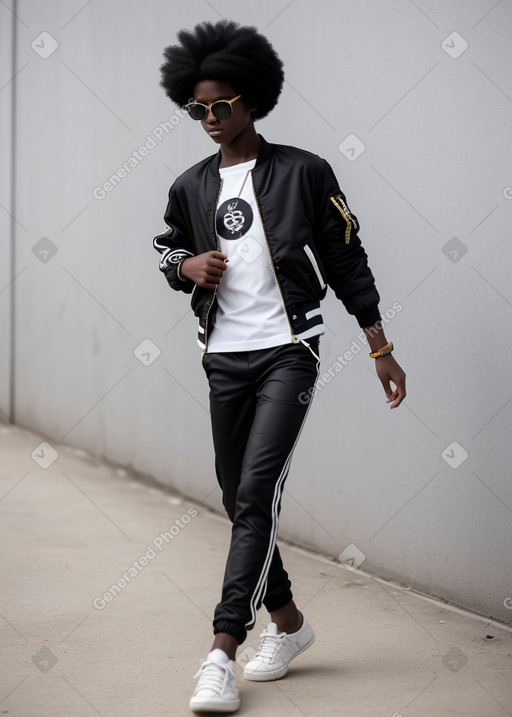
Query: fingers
[
  {"left": 192, "top": 251, "right": 228, "bottom": 288},
  {"left": 385, "top": 387, "right": 397, "bottom": 404},
  {"left": 204, "top": 265, "right": 225, "bottom": 280},
  {"left": 207, "top": 260, "right": 228, "bottom": 275},
  {"left": 385, "top": 381, "right": 406, "bottom": 409},
  {"left": 203, "top": 264, "right": 227, "bottom": 288},
  {"left": 387, "top": 389, "right": 404, "bottom": 409},
  {"left": 206, "top": 252, "right": 228, "bottom": 274},
  {"left": 389, "top": 393, "right": 405, "bottom": 409},
  {"left": 376, "top": 357, "right": 406, "bottom": 409},
  {"left": 379, "top": 374, "right": 406, "bottom": 408}
]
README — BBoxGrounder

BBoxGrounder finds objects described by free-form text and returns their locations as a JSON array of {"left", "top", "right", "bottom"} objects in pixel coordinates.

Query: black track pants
[{"left": 202, "top": 339, "right": 320, "bottom": 644}]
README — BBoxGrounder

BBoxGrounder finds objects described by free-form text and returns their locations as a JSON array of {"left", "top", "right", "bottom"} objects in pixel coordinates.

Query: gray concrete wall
[
  {"left": 0, "top": 5, "right": 14, "bottom": 420},
  {"left": 2, "top": 0, "right": 511, "bottom": 624}
]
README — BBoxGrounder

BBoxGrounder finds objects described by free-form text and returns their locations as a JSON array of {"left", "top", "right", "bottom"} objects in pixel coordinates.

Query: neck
[{"left": 219, "top": 125, "right": 260, "bottom": 168}]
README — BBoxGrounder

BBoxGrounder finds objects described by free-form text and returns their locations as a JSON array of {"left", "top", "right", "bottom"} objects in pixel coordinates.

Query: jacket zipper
[
  {"left": 251, "top": 174, "right": 299, "bottom": 344},
  {"left": 201, "top": 178, "right": 223, "bottom": 360}
]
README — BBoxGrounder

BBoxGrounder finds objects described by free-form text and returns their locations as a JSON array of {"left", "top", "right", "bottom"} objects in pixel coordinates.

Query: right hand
[{"left": 180, "top": 251, "right": 228, "bottom": 289}]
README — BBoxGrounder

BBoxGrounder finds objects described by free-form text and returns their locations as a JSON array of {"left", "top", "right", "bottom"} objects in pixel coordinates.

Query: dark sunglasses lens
[
  {"left": 212, "top": 102, "right": 232, "bottom": 120},
  {"left": 187, "top": 104, "right": 206, "bottom": 120}
]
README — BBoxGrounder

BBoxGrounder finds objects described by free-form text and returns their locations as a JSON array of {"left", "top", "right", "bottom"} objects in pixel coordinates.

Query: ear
[{"left": 244, "top": 98, "right": 258, "bottom": 113}]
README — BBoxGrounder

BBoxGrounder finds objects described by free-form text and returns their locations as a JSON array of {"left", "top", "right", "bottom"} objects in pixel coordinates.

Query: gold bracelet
[{"left": 369, "top": 341, "right": 394, "bottom": 358}]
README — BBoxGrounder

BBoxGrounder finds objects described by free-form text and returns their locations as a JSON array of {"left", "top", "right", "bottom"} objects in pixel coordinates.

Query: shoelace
[
  {"left": 193, "top": 660, "right": 230, "bottom": 693},
  {"left": 254, "top": 630, "right": 286, "bottom": 661}
]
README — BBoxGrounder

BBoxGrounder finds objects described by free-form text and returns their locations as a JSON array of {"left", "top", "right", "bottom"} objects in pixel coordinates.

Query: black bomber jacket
[{"left": 153, "top": 135, "right": 381, "bottom": 350}]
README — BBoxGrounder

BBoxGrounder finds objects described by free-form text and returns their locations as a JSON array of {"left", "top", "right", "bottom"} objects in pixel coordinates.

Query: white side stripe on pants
[{"left": 245, "top": 359, "right": 320, "bottom": 629}]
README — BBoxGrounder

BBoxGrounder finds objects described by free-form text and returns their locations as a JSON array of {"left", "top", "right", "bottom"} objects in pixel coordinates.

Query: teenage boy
[{"left": 154, "top": 20, "right": 406, "bottom": 713}]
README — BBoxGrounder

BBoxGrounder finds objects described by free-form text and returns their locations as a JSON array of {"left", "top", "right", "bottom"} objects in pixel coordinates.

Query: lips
[{"left": 208, "top": 128, "right": 223, "bottom": 137}]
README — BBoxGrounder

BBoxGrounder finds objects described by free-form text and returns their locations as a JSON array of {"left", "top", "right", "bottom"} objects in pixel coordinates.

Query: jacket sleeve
[
  {"left": 152, "top": 181, "right": 196, "bottom": 294},
  {"left": 314, "top": 160, "right": 381, "bottom": 328}
]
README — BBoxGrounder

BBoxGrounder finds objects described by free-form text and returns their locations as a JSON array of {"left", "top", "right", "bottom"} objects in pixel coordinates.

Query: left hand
[{"left": 374, "top": 354, "right": 406, "bottom": 408}]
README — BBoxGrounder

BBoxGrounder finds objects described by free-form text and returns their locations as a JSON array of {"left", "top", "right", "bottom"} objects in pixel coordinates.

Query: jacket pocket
[{"left": 303, "top": 244, "right": 326, "bottom": 291}]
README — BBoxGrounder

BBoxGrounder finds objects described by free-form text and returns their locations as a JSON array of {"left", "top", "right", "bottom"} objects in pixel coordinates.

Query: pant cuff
[{"left": 213, "top": 620, "right": 247, "bottom": 645}]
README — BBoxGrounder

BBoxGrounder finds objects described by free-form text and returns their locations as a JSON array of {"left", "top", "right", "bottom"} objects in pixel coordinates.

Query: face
[{"left": 192, "top": 79, "right": 255, "bottom": 146}]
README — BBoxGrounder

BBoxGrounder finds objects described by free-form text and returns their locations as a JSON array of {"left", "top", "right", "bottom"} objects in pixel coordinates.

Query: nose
[{"left": 205, "top": 108, "right": 219, "bottom": 124}]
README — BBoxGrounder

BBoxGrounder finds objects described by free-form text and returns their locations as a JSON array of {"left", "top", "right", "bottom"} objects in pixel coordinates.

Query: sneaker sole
[
  {"left": 189, "top": 695, "right": 241, "bottom": 712},
  {"left": 243, "top": 633, "right": 315, "bottom": 682}
]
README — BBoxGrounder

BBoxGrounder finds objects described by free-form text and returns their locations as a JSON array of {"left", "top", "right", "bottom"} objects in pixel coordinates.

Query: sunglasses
[{"left": 185, "top": 94, "right": 242, "bottom": 121}]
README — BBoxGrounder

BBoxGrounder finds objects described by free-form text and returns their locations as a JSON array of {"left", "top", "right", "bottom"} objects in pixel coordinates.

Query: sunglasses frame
[{"left": 185, "top": 94, "right": 242, "bottom": 121}]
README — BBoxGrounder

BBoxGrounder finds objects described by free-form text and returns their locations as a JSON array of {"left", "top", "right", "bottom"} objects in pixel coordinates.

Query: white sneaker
[
  {"left": 189, "top": 649, "right": 240, "bottom": 713},
  {"left": 243, "top": 615, "right": 315, "bottom": 682}
]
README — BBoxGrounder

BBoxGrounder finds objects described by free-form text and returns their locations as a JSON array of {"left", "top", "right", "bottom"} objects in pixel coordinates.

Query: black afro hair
[{"left": 159, "top": 19, "right": 284, "bottom": 121}]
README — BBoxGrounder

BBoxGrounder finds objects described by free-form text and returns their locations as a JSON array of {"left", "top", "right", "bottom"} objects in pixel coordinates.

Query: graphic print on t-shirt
[
  {"left": 216, "top": 198, "right": 254, "bottom": 240},
  {"left": 206, "top": 157, "right": 318, "bottom": 353}
]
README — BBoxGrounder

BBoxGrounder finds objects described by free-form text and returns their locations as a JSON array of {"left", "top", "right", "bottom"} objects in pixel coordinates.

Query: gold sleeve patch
[{"left": 329, "top": 192, "right": 359, "bottom": 244}]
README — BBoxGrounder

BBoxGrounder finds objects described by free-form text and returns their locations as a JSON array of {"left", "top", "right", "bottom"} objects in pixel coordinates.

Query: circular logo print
[{"left": 216, "top": 198, "right": 254, "bottom": 240}]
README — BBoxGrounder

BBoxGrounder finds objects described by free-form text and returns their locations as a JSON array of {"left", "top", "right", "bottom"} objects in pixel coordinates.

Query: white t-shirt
[{"left": 207, "top": 159, "right": 292, "bottom": 353}]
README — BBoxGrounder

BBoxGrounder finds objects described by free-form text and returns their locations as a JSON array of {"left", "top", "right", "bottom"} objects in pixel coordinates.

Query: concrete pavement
[{"left": 1, "top": 420, "right": 511, "bottom": 716}]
